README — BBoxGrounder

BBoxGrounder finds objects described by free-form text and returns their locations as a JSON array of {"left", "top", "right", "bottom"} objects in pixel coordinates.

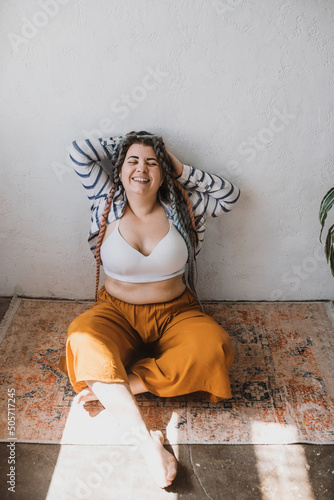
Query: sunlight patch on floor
[
  {"left": 252, "top": 422, "right": 315, "bottom": 500},
  {"left": 250, "top": 420, "right": 301, "bottom": 445},
  {"left": 45, "top": 399, "right": 179, "bottom": 499},
  {"left": 166, "top": 410, "right": 183, "bottom": 452}
]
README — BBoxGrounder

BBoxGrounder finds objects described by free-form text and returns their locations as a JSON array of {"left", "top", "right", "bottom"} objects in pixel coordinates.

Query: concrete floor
[{"left": 0, "top": 297, "right": 333, "bottom": 500}]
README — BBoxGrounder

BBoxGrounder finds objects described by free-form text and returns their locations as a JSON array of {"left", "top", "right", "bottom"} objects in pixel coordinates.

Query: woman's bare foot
[
  {"left": 74, "top": 386, "right": 99, "bottom": 405},
  {"left": 139, "top": 429, "right": 177, "bottom": 488},
  {"left": 74, "top": 376, "right": 147, "bottom": 404}
]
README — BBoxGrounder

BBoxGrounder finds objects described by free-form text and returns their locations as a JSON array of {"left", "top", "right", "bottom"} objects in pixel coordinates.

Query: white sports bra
[{"left": 100, "top": 218, "right": 188, "bottom": 283}]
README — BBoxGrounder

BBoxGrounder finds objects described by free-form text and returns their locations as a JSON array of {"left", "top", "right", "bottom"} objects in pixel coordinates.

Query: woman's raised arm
[
  {"left": 69, "top": 136, "right": 122, "bottom": 201},
  {"left": 173, "top": 159, "right": 240, "bottom": 222}
]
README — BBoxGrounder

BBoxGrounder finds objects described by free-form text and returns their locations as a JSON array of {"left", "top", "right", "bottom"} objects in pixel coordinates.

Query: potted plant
[{"left": 319, "top": 188, "right": 334, "bottom": 276}]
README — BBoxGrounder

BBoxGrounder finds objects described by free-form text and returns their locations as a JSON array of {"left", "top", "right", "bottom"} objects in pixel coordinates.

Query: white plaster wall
[{"left": 1, "top": 0, "right": 333, "bottom": 300}]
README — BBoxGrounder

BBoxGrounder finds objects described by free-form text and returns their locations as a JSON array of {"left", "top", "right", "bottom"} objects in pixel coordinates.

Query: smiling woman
[
  {"left": 100, "top": 142, "right": 189, "bottom": 303},
  {"left": 59, "top": 130, "right": 240, "bottom": 488},
  {"left": 121, "top": 145, "right": 162, "bottom": 192}
]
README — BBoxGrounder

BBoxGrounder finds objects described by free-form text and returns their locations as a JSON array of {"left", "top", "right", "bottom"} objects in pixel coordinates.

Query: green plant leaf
[
  {"left": 319, "top": 188, "right": 334, "bottom": 242},
  {"left": 325, "top": 224, "right": 334, "bottom": 277}
]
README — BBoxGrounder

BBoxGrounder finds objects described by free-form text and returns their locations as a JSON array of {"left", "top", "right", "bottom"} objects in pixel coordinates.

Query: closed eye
[{"left": 127, "top": 160, "right": 159, "bottom": 167}]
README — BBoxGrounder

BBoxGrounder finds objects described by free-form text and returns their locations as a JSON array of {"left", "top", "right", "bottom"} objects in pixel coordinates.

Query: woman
[{"left": 60, "top": 131, "right": 240, "bottom": 488}]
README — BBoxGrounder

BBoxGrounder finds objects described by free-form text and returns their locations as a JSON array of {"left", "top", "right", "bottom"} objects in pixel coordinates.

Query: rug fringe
[
  {"left": 0, "top": 295, "right": 21, "bottom": 345},
  {"left": 0, "top": 438, "right": 333, "bottom": 445}
]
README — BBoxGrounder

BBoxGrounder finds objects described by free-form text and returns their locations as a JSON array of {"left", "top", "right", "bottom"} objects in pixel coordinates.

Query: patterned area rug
[{"left": 0, "top": 297, "right": 334, "bottom": 445}]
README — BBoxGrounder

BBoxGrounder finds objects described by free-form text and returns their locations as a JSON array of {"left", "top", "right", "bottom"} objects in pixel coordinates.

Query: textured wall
[{"left": 1, "top": 0, "right": 333, "bottom": 300}]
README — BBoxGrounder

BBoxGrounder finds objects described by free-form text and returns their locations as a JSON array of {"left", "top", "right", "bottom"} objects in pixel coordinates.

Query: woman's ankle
[{"left": 128, "top": 372, "right": 149, "bottom": 395}]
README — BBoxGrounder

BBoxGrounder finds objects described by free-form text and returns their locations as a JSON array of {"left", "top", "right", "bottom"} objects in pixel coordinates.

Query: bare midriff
[{"left": 104, "top": 274, "right": 186, "bottom": 304}]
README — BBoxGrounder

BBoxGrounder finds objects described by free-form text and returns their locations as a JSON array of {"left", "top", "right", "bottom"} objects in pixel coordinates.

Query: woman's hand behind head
[{"left": 167, "top": 150, "right": 183, "bottom": 178}]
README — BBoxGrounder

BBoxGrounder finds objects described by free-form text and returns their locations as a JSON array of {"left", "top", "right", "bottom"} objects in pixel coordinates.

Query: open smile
[{"left": 132, "top": 177, "right": 150, "bottom": 183}]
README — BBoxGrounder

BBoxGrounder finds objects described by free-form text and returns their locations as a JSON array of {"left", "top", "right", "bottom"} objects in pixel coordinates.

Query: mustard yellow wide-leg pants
[{"left": 60, "top": 286, "right": 234, "bottom": 403}]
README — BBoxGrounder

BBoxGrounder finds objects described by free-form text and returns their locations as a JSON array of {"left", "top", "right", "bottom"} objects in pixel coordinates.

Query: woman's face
[{"left": 120, "top": 143, "right": 163, "bottom": 197}]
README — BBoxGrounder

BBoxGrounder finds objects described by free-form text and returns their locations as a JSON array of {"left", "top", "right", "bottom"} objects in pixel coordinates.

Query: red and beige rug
[{"left": 0, "top": 297, "right": 333, "bottom": 445}]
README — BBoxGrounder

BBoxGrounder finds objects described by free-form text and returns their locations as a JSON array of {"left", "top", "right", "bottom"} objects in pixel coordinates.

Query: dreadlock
[{"left": 94, "top": 131, "right": 199, "bottom": 302}]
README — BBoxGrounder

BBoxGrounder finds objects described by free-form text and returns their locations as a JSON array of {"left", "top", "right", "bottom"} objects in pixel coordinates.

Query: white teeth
[{"left": 132, "top": 178, "right": 149, "bottom": 183}]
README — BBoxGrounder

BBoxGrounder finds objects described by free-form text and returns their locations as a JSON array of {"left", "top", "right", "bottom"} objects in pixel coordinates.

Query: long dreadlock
[{"left": 95, "top": 131, "right": 199, "bottom": 302}]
